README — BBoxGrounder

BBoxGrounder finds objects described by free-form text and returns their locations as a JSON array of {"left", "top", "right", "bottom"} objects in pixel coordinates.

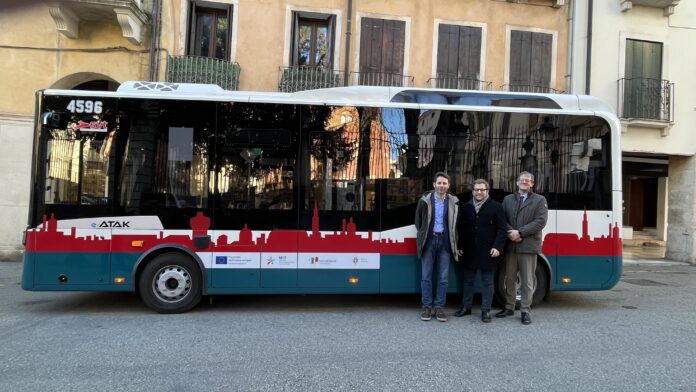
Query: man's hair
[
  {"left": 473, "top": 179, "right": 489, "bottom": 189},
  {"left": 433, "top": 172, "right": 450, "bottom": 183},
  {"left": 518, "top": 171, "right": 535, "bottom": 182}
]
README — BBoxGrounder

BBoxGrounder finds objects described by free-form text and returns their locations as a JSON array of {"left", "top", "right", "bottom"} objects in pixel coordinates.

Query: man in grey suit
[{"left": 496, "top": 171, "right": 548, "bottom": 325}]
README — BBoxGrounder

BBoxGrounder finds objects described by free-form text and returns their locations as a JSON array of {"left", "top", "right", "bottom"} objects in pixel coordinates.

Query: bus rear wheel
[
  {"left": 494, "top": 260, "right": 549, "bottom": 309},
  {"left": 138, "top": 252, "right": 202, "bottom": 314}
]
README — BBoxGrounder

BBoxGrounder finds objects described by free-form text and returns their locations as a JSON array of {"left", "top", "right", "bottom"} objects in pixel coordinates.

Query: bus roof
[{"left": 42, "top": 81, "right": 616, "bottom": 115}]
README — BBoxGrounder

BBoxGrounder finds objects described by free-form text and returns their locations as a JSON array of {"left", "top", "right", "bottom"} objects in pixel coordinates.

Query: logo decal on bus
[
  {"left": 91, "top": 220, "right": 130, "bottom": 228},
  {"left": 70, "top": 120, "right": 109, "bottom": 133},
  {"left": 215, "top": 256, "right": 227, "bottom": 265}
]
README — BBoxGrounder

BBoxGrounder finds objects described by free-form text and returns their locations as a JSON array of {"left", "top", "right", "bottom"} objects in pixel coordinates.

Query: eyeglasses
[{"left": 473, "top": 189, "right": 488, "bottom": 192}]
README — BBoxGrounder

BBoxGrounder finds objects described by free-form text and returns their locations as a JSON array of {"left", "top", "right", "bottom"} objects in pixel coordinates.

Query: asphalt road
[{"left": 1, "top": 258, "right": 695, "bottom": 391}]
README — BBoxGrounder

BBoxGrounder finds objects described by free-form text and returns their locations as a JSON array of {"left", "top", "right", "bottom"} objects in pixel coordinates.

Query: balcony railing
[
  {"left": 500, "top": 84, "right": 566, "bottom": 94},
  {"left": 278, "top": 66, "right": 343, "bottom": 92},
  {"left": 618, "top": 78, "right": 674, "bottom": 122},
  {"left": 166, "top": 55, "right": 241, "bottom": 91},
  {"left": 426, "top": 75, "right": 492, "bottom": 90},
  {"left": 350, "top": 71, "right": 414, "bottom": 87}
]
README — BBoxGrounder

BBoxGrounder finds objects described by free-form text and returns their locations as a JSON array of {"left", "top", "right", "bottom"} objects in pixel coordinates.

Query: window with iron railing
[
  {"left": 428, "top": 75, "right": 491, "bottom": 90},
  {"left": 278, "top": 65, "right": 343, "bottom": 92},
  {"left": 350, "top": 71, "right": 414, "bottom": 87},
  {"left": 618, "top": 78, "right": 674, "bottom": 122},
  {"left": 166, "top": 55, "right": 241, "bottom": 90}
]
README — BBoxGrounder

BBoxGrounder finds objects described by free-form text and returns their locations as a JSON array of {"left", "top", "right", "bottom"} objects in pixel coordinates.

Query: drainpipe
[
  {"left": 566, "top": 0, "right": 575, "bottom": 93},
  {"left": 343, "top": 0, "right": 352, "bottom": 86},
  {"left": 585, "top": 0, "right": 593, "bottom": 95},
  {"left": 148, "top": 0, "right": 161, "bottom": 81}
]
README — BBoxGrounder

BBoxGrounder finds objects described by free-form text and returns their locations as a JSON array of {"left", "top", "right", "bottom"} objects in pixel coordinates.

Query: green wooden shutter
[{"left": 625, "top": 39, "right": 662, "bottom": 119}]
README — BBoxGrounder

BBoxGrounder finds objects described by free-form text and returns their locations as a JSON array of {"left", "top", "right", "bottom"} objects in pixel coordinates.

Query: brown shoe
[
  {"left": 435, "top": 308, "right": 448, "bottom": 322},
  {"left": 420, "top": 307, "right": 432, "bottom": 321}
]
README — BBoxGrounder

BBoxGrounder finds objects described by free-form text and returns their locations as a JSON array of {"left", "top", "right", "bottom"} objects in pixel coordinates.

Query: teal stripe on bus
[{"left": 554, "top": 255, "right": 622, "bottom": 290}]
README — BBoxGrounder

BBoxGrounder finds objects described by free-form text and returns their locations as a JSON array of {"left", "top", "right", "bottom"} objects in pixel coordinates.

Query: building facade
[
  {"left": 0, "top": 0, "right": 569, "bottom": 258},
  {"left": 569, "top": 0, "right": 696, "bottom": 262}
]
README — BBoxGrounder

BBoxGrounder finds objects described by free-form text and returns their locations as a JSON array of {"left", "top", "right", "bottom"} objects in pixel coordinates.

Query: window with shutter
[
  {"left": 509, "top": 30, "right": 552, "bottom": 93},
  {"left": 624, "top": 39, "right": 663, "bottom": 119},
  {"left": 435, "top": 24, "right": 483, "bottom": 89},
  {"left": 359, "top": 18, "right": 406, "bottom": 86}
]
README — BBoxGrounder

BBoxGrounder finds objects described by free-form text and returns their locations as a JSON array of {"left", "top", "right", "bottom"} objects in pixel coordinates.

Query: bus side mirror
[{"left": 42, "top": 112, "right": 69, "bottom": 129}]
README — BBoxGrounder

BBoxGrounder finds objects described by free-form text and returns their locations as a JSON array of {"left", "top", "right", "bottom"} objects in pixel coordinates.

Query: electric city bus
[{"left": 22, "top": 81, "right": 623, "bottom": 313}]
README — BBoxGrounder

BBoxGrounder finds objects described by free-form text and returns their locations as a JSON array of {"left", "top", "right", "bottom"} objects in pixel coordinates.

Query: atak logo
[
  {"left": 90, "top": 220, "right": 130, "bottom": 228},
  {"left": 310, "top": 256, "right": 319, "bottom": 264}
]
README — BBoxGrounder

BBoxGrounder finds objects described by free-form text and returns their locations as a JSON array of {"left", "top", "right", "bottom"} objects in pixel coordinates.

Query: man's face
[
  {"left": 517, "top": 174, "right": 534, "bottom": 193},
  {"left": 433, "top": 176, "right": 450, "bottom": 196},
  {"left": 472, "top": 183, "right": 488, "bottom": 202}
]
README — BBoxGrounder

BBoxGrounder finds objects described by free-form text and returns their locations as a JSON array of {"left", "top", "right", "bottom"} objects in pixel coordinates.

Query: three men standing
[
  {"left": 415, "top": 172, "right": 459, "bottom": 322},
  {"left": 496, "top": 171, "right": 548, "bottom": 325},
  {"left": 415, "top": 171, "right": 547, "bottom": 325}
]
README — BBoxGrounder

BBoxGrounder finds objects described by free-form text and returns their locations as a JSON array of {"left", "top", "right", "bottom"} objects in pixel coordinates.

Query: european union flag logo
[{"left": 215, "top": 256, "right": 227, "bottom": 265}]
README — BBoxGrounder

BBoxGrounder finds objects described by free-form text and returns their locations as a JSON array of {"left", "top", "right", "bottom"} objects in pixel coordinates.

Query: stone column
[
  {"left": 666, "top": 156, "right": 696, "bottom": 264},
  {"left": 656, "top": 177, "right": 668, "bottom": 241}
]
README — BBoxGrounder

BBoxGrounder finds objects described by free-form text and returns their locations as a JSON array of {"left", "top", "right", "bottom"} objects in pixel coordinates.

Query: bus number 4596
[{"left": 66, "top": 99, "right": 103, "bottom": 114}]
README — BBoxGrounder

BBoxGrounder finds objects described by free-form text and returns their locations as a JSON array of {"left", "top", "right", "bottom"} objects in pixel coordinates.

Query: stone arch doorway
[{"left": 50, "top": 72, "right": 120, "bottom": 91}]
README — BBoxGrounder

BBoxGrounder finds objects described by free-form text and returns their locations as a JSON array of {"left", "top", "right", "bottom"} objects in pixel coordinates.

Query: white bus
[{"left": 23, "top": 82, "right": 622, "bottom": 313}]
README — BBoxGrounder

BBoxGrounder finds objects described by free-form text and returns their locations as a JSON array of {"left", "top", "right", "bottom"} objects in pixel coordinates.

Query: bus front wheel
[
  {"left": 138, "top": 252, "right": 202, "bottom": 314},
  {"left": 494, "top": 259, "right": 549, "bottom": 309}
]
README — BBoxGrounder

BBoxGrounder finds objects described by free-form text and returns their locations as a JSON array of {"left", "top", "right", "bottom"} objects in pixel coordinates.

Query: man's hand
[
  {"left": 490, "top": 248, "right": 500, "bottom": 258},
  {"left": 507, "top": 229, "right": 522, "bottom": 242}
]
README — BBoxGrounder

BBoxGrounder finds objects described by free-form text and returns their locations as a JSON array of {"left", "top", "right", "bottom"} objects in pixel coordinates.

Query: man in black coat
[{"left": 454, "top": 179, "right": 507, "bottom": 322}]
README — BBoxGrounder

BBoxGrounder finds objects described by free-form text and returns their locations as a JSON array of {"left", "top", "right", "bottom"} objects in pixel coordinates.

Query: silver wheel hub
[{"left": 152, "top": 265, "right": 191, "bottom": 303}]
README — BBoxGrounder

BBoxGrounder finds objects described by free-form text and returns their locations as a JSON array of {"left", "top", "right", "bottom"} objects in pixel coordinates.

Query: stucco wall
[
  {"left": 174, "top": 0, "right": 569, "bottom": 92},
  {"left": 0, "top": 115, "right": 33, "bottom": 259},
  {"left": 0, "top": 4, "right": 150, "bottom": 115}
]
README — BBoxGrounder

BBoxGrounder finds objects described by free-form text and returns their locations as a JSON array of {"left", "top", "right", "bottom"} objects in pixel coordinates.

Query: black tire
[
  {"left": 494, "top": 259, "right": 549, "bottom": 308},
  {"left": 138, "top": 252, "right": 202, "bottom": 314}
]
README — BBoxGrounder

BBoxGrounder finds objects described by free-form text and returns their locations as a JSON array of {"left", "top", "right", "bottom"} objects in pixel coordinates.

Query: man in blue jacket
[{"left": 415, "top": 172, "right": 459, "bottom": 322}]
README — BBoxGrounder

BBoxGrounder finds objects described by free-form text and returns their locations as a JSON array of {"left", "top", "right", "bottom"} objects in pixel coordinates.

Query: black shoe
[
  {"left": 454, "top": 307, "right": 472, "bottom": 317},
  {"left": 481, "top": 311, "right": 491, "bottom": 323},
  {"left": 421, "top": 307, "right": 432, "bottom": 321},
  {"left": 521, "top": 312, "right": 532, "bottom": 325},
  {"left": 495, "top": 309, "right": 514, "bottom": 318}
]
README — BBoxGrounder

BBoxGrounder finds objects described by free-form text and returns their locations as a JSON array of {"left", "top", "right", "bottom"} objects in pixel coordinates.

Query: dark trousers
[{"left": 461, "top": 266, "right": 495, "bottom": 312}]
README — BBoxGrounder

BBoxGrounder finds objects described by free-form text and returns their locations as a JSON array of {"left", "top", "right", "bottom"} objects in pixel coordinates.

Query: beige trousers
[{"left": 503, "top": 252, "right": 537, "bottom": 314}]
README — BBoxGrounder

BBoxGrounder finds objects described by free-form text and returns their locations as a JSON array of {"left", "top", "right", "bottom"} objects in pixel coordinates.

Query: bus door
[
  {"left": 296, "top": 106, "right": 382, "bottom": 292},
  {"left": 212, "top": 102, "right": 300, "bottom": 289},
  {"left": 28, "top": 95, "right": 119, "bottom": 287}
]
